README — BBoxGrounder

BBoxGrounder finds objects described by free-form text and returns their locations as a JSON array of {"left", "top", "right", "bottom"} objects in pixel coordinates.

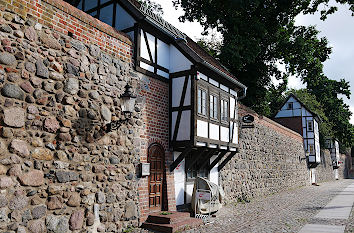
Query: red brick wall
[
  {"left": 0, "top": 0, "right": 133, "bottom": 63},
  {"left": 273, "top": 117, "right": 303, "bottom": 136},
  {"left": 138, "top": 76, "right": 176, "bottom": 223}
]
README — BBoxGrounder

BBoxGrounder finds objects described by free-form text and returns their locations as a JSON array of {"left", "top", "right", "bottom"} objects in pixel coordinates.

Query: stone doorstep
[
  {"left": 142, "top": 211, "right": 203, "bottom": 233},
  {"left": 141, "top": 218, "right": 203, "bottom": 233},
  {"left": 146, "top": 211, "right": 191, "bottom": 224}
]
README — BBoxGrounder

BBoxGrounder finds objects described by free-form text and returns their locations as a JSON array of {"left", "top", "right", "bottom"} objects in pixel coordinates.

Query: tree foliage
[
  {"left": 138, "top": 0, "right": 164, "bottom": 16},
  {"left": 173, "top": 0, "right": 354, "bottom": 148}
]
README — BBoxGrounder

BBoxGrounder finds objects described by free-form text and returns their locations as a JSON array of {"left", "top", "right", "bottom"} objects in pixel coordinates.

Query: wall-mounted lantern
[
  {"left": 120, "top": 83, "right": 136, "bottom": 118},
  {"left": 105, "top": 83, "right": 136, "bottom": 132}
]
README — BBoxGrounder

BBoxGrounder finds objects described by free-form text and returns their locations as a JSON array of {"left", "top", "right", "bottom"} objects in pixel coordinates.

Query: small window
[
  {"left": 186, "top": 154, "right": 208, "bottom": 180},
  {"left": 307, "top": 120, "right": 313, "bottom": 131},
  {"left": 287, "top": 102, "right": 293, "bottom": 110},
  {"left": 198, "top": 89, "right": 207, "bottom": 116},
  {"left": 221, "top": 99, "right": 229, "bottom": 121},
  {"left": 309, "top": 144, "right": 315, "bottom": 155},
  {"left": 210, "top": 94, "right": 218, "bottom": 119}
]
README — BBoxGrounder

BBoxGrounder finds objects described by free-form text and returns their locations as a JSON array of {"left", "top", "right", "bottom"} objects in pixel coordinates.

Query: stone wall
[
  {"left": 220, "top": 104, "right": 309, "bottom": 203},
  {"left": 316, "top": 150, "right": 346, "bottom": 183},
  {"left": 0, "top": 8, "right": 144, "bottom": 232}
]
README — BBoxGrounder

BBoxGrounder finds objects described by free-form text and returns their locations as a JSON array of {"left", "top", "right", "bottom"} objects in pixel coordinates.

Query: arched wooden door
[{"left": 148, "top": 144, "right": 165, "bottom": 210}]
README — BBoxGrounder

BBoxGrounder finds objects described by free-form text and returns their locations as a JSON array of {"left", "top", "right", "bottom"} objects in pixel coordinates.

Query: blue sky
[{"left": 153, "top": 0, "right": 354, "bottom": 124}]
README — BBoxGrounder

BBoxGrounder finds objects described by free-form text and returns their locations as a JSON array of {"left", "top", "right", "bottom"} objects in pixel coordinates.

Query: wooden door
[{"left": 148, "top": 144, "right": 165, "bottom": 210}]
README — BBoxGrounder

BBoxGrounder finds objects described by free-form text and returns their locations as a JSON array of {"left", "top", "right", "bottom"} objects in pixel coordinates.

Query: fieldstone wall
[
  {"left": 0, "top": 9, "right": 144, "bottom": 232},
  {"left": 316, "top": 150, "right": 345, "bottom": 183},
  {"left": 220, "top": 104, "right": 309, "bottom": 203}
]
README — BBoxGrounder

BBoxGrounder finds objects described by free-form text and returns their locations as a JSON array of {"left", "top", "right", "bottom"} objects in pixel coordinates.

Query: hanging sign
[
  {"left": 241, "top": 114, "right": 255, "bottom": 128},
  {"left": 242, "top": 114, "right": 255, "bottom": 123}
]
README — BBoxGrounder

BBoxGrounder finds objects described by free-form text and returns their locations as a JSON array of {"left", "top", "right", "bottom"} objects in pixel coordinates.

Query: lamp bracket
[{"left": 105, "top": 118, "right": 129, "bottom": 132}]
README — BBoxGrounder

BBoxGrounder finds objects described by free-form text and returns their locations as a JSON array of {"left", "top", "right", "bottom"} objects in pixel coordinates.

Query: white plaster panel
[
  {"left": 146, "top": 32, "right": 155, "bottom": 62},
  {"left": 293, "top": 101, "right": 301, "bottom": 109},
  {"left": 172, "top": 77, "right": 184, "bottom": 107},
  {"left": 174, "top": 152, "right": 185, "bottom": 206},
  {"left": 309, "top": 156, "right": 316, "bottom": 163},
  {"left": 307, "top": 132, "right": 314, "bottom": 138},
  {"left": 275, "top": 110, "right": 293, "bottom": 118},
  {"left": 230, "top": 89, "right": 237, "bottom": 97},
  {"left": 209, "top": 123, "right": 220, "bottom": 140},
  {"left": 186, "top": 183, "right": 194, "bottom": 204},
  {"left": 232, "top": 123, "right": 238, "bottom": 144},
  {"left": 197, "top": 120, "right": 208, "bottom": 138},
  {"left": 293, "top": 109, "right": 301, "bottom": 116},
  {"left": 140, "top": 30, "right": 150, "bottom": 61},
  {"left": 220, "top": 126, "right": 229, "bottom": 142},
  {"left": 209, "top": 78, "right": 219, "bottom": 87},
  {"left": 170, "top": 45, "right": 192, "bottom": 73},
  {"left": 140, "top": 62, "right": 154, "bottom": 73},
  {"left": 230, "top": 97, "right": 236, "bottom": 119},
  {"left": 220, "top": 84, "right": 229, "bottom": 93},
  {"left": 210, "top": 155, "right": 219, "bottom": 186},
  {"left": 157, "top": 69, "right": 169, "bottom": 79},
  {"left": 177, "top": 111, "right": 191, "bottom": 141},
  {"left": 197, "top": 72, "right": 208, "bottom": 81},
  {"left": 183, "top": 76, "right": 191, "bottom": 106},
  {"left": 157, "top": 39, "right": 169, "bottom": 69},
  {"left": 171, "top": 112, "right": 177, "bottom": 140}
]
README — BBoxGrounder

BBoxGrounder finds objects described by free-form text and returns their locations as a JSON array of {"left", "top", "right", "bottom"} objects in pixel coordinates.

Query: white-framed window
[
  {"left": 210, "top": 94, "right": 218, "bottom": 119},
  {"left": 221, "top": 99, "right": 229, "bottom": 121},
  {"left": 198, "top": 88, "right": 207, "bottom": 116},
  {"left": 287, "top": 102, "right": 293, "bottom": 110},
  {"left": 307, "top": 120, "right": 313, "bottom": 131},
  {"left": 308, "top": 144, "right": 315, "bottom": 155}
]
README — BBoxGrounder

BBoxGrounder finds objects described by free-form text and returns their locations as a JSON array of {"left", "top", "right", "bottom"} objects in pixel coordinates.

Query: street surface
[{"left": 186, "top": 179, "right": 354, "bottom": 233}]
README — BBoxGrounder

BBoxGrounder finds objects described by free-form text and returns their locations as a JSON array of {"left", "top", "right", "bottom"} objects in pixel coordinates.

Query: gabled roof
[
  {"left": 123, "top": 0, "right": 244, "bottom": 88},
  {"left": 279, "top": 93, "right": 321, "bottom": 121}
]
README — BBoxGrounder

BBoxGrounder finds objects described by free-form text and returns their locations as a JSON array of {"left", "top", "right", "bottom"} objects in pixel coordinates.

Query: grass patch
[{"left": 160, "top": 211, "right": 173, "bottom": 215}]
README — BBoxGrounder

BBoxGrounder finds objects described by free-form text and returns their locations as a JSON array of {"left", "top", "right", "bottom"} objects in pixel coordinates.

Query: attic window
[{"left": 287, "top": 102, "right": 293, "bottom": 110}]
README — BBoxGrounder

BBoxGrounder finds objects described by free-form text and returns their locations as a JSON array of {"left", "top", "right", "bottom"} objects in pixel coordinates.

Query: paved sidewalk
[
  {"left": 299, "top": 182, "right": 354, "bottom": 233},
  {"left": 185, "top": 179, "right": 354, "bottom": 233}
]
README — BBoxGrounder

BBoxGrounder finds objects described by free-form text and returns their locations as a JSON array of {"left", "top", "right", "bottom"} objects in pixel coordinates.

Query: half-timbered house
[
  {"left": 274, "top": 94, "right": 321, "bottom": 183},
  {"left": 65, "top": 0, "right": 247, "bottom": 215},
  {"left": 325, "top": 138, "right": 341, "bottom": 179}
]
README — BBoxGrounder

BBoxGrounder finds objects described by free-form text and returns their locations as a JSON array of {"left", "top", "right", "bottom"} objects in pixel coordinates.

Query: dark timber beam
[
  {"left": 218, "top": 151, "right": 237, "bottom": 171},
  {"left": 169, "top": 147, "right": 192, "bottom": 172},
  {"left": 198, "top": 149, "right": 218, "bottom": 170},
  {"left": 207, "top": 151, "right": 227, "bottom": 171},
  {"left": 186, "top": 148, "right": 207, "bottom": 171}
]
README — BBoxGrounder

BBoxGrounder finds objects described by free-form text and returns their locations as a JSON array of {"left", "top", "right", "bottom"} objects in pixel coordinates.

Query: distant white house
[
  {"left": 274, "top": 94, "right": 321, "bottom": 168},
  {"left": 325, "top": 138, "right": 341, "bottom": 179}
]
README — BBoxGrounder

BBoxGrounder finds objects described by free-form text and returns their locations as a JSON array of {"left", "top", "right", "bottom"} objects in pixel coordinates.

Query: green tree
[
  {"left": 173, "top": 0, "right": 354, "bottom": 148},
  {"left": 138, "top": 0, "right": 164, "bottom": 16}
]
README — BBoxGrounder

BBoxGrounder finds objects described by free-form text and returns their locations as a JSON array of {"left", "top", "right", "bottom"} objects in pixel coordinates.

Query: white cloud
[
  {"left": 288, "top": 76, "right": 306, "bottom": 90},
  {"left": 350, "top": 106, "right": 354, "bottom": 125}
]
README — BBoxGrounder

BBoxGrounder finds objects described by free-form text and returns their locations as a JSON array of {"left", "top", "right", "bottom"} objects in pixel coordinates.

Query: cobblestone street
[{"left": 186, "top": 179, "right": 354, "bottom": 233}]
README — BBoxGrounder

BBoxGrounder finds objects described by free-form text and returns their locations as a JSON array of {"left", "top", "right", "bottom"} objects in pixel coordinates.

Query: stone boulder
[
  {"left": 18, "top": 170, "right": 44, "bottom": 186},
  {"left": 3, "top": 107, "right": 25, "bottom": 128}
]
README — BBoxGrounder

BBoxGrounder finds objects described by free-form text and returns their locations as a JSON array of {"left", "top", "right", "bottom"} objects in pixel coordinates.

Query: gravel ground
[{"left": 184, "top": 179, "right": 354, "bottom": 233}]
